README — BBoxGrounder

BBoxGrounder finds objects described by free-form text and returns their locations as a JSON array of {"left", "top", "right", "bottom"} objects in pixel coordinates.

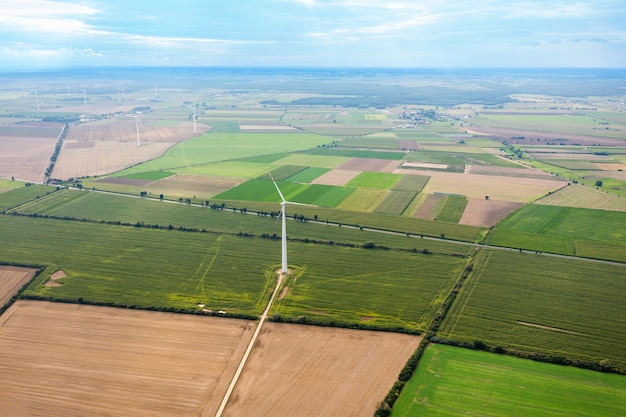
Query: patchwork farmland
[{"left": 0, "top": 69, "right": 625, "bottom": 417}]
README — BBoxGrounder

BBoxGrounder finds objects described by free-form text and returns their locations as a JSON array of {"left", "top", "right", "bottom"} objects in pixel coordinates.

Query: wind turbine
[
  {"left": 130, "top": 115, "right": 141, "bottom": 147},
  {"left": 184, "top": 104, "right": 197, "bottom": 133},
  {"left": 33, "top": 89, "right": 40, "bottom": 110},
  {"left": 269, "top": 173, "right": 308, "bottom": 274},
  {"left": 81, "top": 89, "right": 87, "bottom": 107}
]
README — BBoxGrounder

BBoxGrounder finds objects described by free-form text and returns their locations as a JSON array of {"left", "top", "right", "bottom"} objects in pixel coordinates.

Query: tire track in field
[{"left": 194, "top": 236, "right": 222, "bottom": 295}]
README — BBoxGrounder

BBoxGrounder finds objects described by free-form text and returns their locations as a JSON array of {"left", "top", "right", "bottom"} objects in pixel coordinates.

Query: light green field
[
  {"left": 374, "top": 190, "right": 417, "bottom": 215},
  {"left": 0, "top": 179, "right": 24, "bottom": 192},
  {"left": 436, "top": 195, "right": 468, "bottom": 223},
  {"left": 179, "top": 161, "right": 272, "bottom": 178},
  {"left": 476, "top": 114, "right": 625, "bottom": 138},
  {"left": 116, "top": 132, "right": 334, "bottom": 175},
  {"left": 392, "top": 344, "right": 626, "bottom": 417},
  {"left": 438, "top": 249, "right": 626, "bottom": 368},
  {"left": 273, "top": 153, "right": 350, "bottom": 169},
  {"left": 346, "top": 172, "right": 403, "bottom": 189},
  {"left": 0, "top": 185, "right": 58, "bottom": 212},
  {"left": 337, "top": 188, "right": 389, "bottom": 212},
  {"left": 535, "top": 184, "right": 626, "bottom": 212}
]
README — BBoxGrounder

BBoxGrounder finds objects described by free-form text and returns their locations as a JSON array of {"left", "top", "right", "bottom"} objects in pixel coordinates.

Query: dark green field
[
  {"left": 438, "top": 249, "right": 626, "bottom": 369},
  {"left": 0, "top": 185, "right": 58, "bottom": 211},
  {"left": 392, "top": 344, "right": 626, "bottom": 417}
]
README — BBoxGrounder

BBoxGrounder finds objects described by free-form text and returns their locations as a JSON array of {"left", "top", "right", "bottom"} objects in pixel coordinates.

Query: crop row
[{"left": 438, "top": 249, "right": 626, "bottom": 368}]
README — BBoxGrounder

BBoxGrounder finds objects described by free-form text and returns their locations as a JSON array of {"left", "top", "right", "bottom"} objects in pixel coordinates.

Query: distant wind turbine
[
  {"left": 33, "top": 89, "right": 39, "bottom": 110},
  {"left": 130, "top": 115, "right": 141, "bottom": 147},
  {"left": 184, "top": 104, "right": 197, "bottom": 133},
  {"left": 81, "top": 89, "right": 87, "bottom": 107},
  {"left": 269, "top": 173, "right": 308, "bottom": 274}
]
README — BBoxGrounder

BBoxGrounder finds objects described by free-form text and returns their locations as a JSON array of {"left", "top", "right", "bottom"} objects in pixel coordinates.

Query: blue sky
[{"left": 1, "top": 0, "right": 625, "bottom": 69}]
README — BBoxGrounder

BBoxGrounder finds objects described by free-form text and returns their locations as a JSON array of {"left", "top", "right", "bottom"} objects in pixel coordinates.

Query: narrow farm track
[{"left": 213, "top": 270, "right": 285, "bottom": 417}]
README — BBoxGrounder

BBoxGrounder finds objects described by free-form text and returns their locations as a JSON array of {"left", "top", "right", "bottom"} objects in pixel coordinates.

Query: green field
[
  {"left": 119, "top": 170, "right": 177, "bottom": 181},
  {"left": 438, "top": 249, "right": 626, "bottom": 368},
  {"left": 116, "top": 132, "right": 334, "bottom": 175},
  {"left": 260, "top": 165, "right": 307, "bottom": 181},
  {"left": 487, "top": 204, "right": 626, "bottom": 262},
  {"left": 287, "top": 167, "right": 330, "bottom": 183},
  {"left": 2, "top": 215, "right": 275, "bottom": 315},
  {"left": 436, "top": 195, "right": 468, "bottom": 223},
  {"left": 0, "top": 179, "right": 24, "bottom": 192},
  {"left": 0, "top": 185, "right": 57, "bottom": 211},
  {"left": 392, "top": 175, "right": 430, "bottom": 192},
  {"left": 392, "top": 344, "right": 626, "bottom": 417},
  {"left": 347, "top": 172, "right": 403, "bottom": 189},
  {"left": 301, "top": 148, "right": 406, "bottom": 160},
  {"left": 337, "top": 188, "right": 388, "bottom": 211},
  {"left": 12, "top": 189, "right": 484, "bottom": 243},
  {"left": 0, "top": 214, "right": 471, "bottom": 331},
  {"left": 374, "top": 190, "right": 417, "bottom": 215},
  {"left": 271, "top": 251, "right": 468, "bottom": 331}
]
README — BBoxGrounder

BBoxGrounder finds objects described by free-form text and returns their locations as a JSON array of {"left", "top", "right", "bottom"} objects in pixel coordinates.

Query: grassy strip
[{"left": 0, "top": 184, "right": 58, "bottom": 212}]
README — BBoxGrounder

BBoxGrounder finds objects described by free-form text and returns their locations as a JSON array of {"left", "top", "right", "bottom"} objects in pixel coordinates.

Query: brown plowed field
[
  {"left": 459, "top": 198, "right": 524, "bottom": 227},
  {"left": 223, "top": 322, "right": 421, "bottom": 417},
  {"left": 0, "top": 301, "right": 255, "bottom": 417},
  {"left": 398, "top": 139, "right": 419, "bottom": 150},
  {"left": 65, "top": 119, "right": 203, "bottom": 143},
  {"left": 339, "top": 157, "right": 402, "bottom": 172},
  {"left": 145, "top": 174, "right": 244, "bottom": 198},
  {"left": 466, "top": 164, "right": 556, "bottom": 180},
  {"left": 414, "top": 194, "right": 443, "bottom": 220},
  {"left": 0, "top": 136, "right": 58, "bottom": 181},
  {"left": 312, "top": 168, "right": 360, "bottom": 186},
  {"left": 0, "top": 266, "right": 37, "bottom": 306},
  {"left": 396, "top": 169, "right": 566, "bottom": 202},
  {"left": 53, "top": 141, "right": 174, "bottom": 179}
]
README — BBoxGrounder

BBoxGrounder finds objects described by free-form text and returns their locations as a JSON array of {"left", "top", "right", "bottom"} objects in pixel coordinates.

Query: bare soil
[
  {"left": 466, "top": 126, "right": 625, "bottom": 146},
  {"left": 0, "top": 301, "right": 255, "bottom": 417},
  {"left": 312, "top": 168, "right": 360, "bottom": 186},
  {"left": 0, "top": 266, "right": 37, "bottom": 306},
  {"left": 223, "top": 322, "right": 421, "bottom": 417},
  {"left": 339, "top": 157, "right": 402, "bottom": 172},
  {"left": 459, "top": 198, "right": 524, "bottom": 227},
  {"left": 0, "top": 136, "right": 59, "bottom": 181}
]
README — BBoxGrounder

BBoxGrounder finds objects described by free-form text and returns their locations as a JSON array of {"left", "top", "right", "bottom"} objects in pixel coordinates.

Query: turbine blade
[{"left": 269, "top": 173, "right": 287, "bottom": 203}]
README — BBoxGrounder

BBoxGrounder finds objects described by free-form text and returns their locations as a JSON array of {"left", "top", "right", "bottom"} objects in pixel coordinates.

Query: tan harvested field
[
  {"left": 146, "top": 174, "right": 245, "bottom": 198},
  {"left": 65, "top": 119, "right": 203, "bottom": 143},
  {"left": 53, "top": 141, "right": 174, "bottom": 179},
  {"left": 466, "top": 126, "right": 625, "bottom": 146},
  {"left": 529, "top": 152, "right": 613, "bottom": 162},
  {"left": 0, "top": 136, "right": 58, "bottom": 181},
  {"left": 403, "top": 161, "right": 448, "bottom": 170},
  {"left": 0, "top": 301, "right": 255, "bottom": 417},
  {"left": 459, "top": 198, "right": 525, "bottom": 227},
  {"left": 238, "top": 123, "right": 298, "bottom": 131},
  {"left": 535, "top": 184, "right": 626, "bottom": 212},
  {"left": 593, "top": 163, "right": 626, "bottom": 171},
  {"left": 0, "top": 266, "right": 37, "bottom": 306},
  {"left": 466, "top": 164, "right": 556, "bottom": 179},
  {"left": 338, "top": 157, "right": 402, "bottom": 172},
  {"left": 312, "top": 168, "right": 360, "bottom": 186},
  {"left": 398, "top": 169, "right": 567, "bottom": 202},
  {"left": 223, "top": 322, "right": 421, "bottom": 417}
]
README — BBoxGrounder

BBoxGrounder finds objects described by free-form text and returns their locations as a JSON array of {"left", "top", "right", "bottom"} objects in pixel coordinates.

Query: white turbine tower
[
  {"left": 270, "top": 173, "right": 307, "bottom": 274},
  {"left": 130, "top": 115, "right": 141, "bottom": 147},
  {"left": 184, "top": 104, "right": 197, "bottom": 133},
  {"left": 81, "top": 89, "right": 87, "bottom": 107},
  {"left": 33, "top": 89, "right": 39, "bottom": 110}
]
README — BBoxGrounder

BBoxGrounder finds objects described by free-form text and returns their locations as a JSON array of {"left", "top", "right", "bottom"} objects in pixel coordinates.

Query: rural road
[{"left": 213, "top": 270, "right": 285, "bottom": 417}]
